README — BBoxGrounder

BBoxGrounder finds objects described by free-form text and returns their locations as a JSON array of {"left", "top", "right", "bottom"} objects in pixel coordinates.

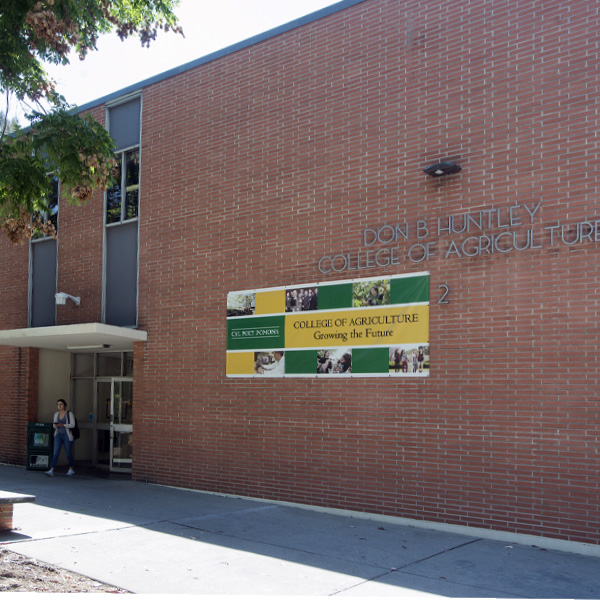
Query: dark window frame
[{"left": 106, "top": 146, "right": 140, "bottom": 225}]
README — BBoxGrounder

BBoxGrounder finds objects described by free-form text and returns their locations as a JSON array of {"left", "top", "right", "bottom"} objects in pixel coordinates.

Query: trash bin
[{"left": 26, "top": 422, "right": 53, "bottom": 471}]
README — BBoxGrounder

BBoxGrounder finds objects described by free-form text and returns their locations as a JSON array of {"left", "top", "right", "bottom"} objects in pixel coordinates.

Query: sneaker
[
  {"left": 45, "top": 470, "right": 53, "bottom": 477},
  {"left": 67, "top": 468, "right": 75, "bottom": 476}
]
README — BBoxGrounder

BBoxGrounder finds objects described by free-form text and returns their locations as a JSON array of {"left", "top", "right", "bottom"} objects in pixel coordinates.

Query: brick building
[{"left": 1, "top": 0, "right": 599, "bottom": 550}]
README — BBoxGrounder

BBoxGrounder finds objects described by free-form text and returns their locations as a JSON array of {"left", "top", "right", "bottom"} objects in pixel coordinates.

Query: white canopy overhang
[{"left": 0, "top": 323, "right": 147, "bottom": 353}]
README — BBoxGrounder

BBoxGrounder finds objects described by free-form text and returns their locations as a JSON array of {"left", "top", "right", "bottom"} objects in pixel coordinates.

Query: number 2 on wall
[{"left": 438, "top": 284, "right": 450, "bottom": 304}]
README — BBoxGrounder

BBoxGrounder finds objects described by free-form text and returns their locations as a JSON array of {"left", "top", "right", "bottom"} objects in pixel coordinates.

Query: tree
[
  {"left": 0, "top": 0, "right": 182, "bottom": 243},
  {"left": 0, "top": 112, "right": 20, "bottom": 136}
]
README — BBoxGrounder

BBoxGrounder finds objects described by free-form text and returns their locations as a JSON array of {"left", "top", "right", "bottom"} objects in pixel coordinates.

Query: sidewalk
[{"left": 0, "top": 464, "right": 599, "bottom": 597}]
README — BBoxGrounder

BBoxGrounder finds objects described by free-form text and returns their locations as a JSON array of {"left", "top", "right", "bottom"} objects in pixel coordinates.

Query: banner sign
[{"left": 226, "top": 272, "right": 430, "bottom": 378}]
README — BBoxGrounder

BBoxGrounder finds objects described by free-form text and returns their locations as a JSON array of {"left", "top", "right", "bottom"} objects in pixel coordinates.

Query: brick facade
[
  {"left": 0, "top": 346, "right": 38, "bottom": 465},
  {"left": 1, "top": 0, "right": 599, "bottom": 545},
  {"left": 0, "top": 232, "right": 38, "bottom": 465}
]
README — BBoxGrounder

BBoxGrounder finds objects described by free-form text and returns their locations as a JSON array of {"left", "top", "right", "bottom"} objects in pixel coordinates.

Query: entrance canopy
[{"left": 0, "top": 323, "right": 147, "bottom": 353}]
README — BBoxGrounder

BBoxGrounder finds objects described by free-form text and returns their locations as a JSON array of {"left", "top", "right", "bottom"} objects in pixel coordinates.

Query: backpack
[{"left": 67, "top": 412, "right": 81, "bottom": 440}]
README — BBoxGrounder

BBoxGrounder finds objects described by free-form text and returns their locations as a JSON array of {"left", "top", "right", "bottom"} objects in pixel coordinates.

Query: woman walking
[{"left": 45, "top": 399, "right": 75, "bottom": 477}]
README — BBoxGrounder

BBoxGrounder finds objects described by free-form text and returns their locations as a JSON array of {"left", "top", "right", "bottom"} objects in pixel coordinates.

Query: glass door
[
  {"left": 111, "top": 379, "right": 133, "bottom": 472},
  {"left": 95, "top": 377, "right": 133, "bottom": 472},
  {"left": 95, "top": 380, "right": 112, "bottom": 468}
]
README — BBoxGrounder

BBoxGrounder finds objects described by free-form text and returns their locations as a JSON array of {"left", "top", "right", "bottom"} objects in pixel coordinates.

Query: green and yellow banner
[{"left": 226, "top": 273, "right": 430, "bottom": 378}]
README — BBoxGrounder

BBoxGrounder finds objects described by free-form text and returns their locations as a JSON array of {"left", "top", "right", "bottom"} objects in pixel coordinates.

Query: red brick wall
[
  {"left": 0, "top": 237, "right": 29, "bottom": 330},
  {"left": 55, "top": 105, "right": 106, "bottom": 326},
  {"left": 132, "top": 0, "right": 600, "bottom": 544},
  {"left": 0, "top": 347, "right": 38, "bottom": 465},
  {"left": 0, "top": 233, "right": 38, "bottom": 463},
  {"left": 1, "top": 0, "right": 599, "bottom": 545},
  {"left": 0, "top": 504, "right": 13, "bottom": 530}
]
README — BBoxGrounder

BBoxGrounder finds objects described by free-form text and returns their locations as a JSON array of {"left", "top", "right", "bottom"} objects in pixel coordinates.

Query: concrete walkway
[{"left": 0, "top": 464, "right": 599, "bottom": 597}]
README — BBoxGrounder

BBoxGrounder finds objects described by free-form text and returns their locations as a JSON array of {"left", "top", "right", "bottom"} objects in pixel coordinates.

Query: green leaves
[
  {"left": 0, "top": 0, "right": 181, "bottom": 242},
  {"left": 27, "top": 104, "right": 118, "bottom": 203}
]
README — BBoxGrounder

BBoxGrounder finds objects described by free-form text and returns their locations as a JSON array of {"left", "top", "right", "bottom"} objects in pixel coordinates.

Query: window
[
  {"left": 106, "top": 149, "right": 139, "bottom": 224},
  {"left": 32, "top": 177, "right": 59, "bottom": 239},
  {"left": 104, "top": 96, "right": 141, "bottom": 327},
  {"left": 29, "top": 176, "right": 58, "bottom": 327}
]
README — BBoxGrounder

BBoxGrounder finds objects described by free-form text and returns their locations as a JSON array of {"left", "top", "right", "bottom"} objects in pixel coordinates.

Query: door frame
[{"left": 94, "top": 376, "right": 133, "bottom": 472}]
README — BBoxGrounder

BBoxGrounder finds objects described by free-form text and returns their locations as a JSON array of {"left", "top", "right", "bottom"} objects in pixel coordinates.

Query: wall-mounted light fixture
[
  {"left": 55, "top": 292, "right": 81, "bottom": 306},
  {"left": 423, "top": 161, "right": 462, "bottom": 177}
]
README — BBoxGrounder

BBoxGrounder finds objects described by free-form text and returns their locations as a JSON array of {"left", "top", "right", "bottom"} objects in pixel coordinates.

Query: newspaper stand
[{"left": 26, "top": 422, "right": 53, "bottom": 470}]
